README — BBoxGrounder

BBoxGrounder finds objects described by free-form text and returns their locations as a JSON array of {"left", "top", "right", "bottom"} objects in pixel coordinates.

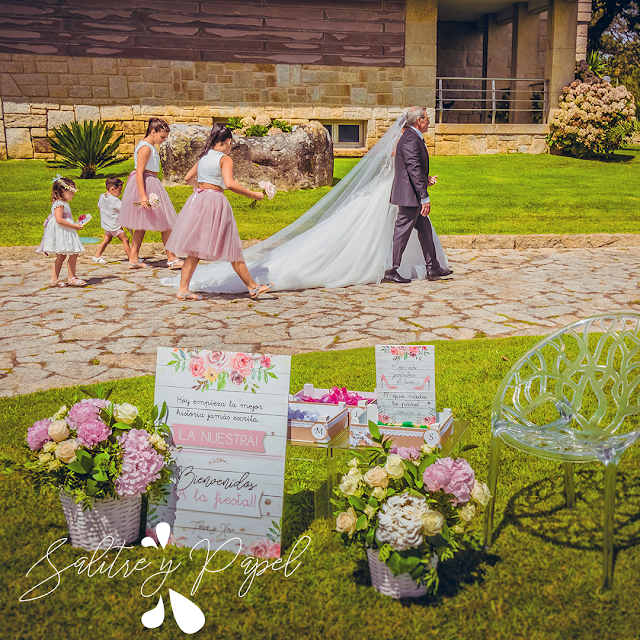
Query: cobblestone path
[{"left": 1, "top": 246, "right": 639, "bottom": 397}]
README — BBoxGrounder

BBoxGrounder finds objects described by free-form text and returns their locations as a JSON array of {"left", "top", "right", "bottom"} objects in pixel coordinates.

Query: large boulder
[{"left": 159, "top": 121, "right": 333, "bottom": 191}]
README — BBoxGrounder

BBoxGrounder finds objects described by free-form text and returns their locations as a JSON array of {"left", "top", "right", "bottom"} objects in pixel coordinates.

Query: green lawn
[
  {"left": 1, "top": 337, "right": 639, "bottom": 639},
  {"left": 1, "top": 148, "right": 639, "bottom": 246}
]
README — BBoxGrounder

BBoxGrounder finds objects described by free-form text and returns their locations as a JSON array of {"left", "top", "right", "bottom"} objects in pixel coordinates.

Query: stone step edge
[{"left": 1, "top": 234, "right": 638, "bottom": 261}]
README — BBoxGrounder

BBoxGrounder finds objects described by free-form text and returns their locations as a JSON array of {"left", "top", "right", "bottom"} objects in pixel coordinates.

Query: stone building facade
[{"left": 0, "top": 0, "right": 590, "bottom": 160}]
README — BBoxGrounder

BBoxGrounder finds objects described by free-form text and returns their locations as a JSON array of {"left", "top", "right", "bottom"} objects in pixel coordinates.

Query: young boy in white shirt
[{"left": 93, "top": 177, "right": 133, "bottom": 263}]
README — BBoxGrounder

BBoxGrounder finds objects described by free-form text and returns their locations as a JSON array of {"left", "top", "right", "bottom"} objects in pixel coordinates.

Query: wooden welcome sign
[{"left": 149, "top": 347, "right": 291, "bottom": 557}]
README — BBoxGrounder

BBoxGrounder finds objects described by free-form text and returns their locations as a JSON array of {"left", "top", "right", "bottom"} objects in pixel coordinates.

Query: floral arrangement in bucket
[
  {"left": 0, "top": 385, "right": 174, "bottom": 510},
  {"left": 333, "top": 422, "right": 490, "bottom": 596}
]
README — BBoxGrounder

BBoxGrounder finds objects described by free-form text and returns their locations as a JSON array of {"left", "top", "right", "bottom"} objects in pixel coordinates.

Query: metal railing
[{"left": 436, "top": 77, "right": 549, "bottom": 125}]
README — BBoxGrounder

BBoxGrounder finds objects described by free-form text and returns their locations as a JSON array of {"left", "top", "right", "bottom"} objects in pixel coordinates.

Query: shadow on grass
[{"left": 495, "top": 468, "right": 640, "bottom": 553}]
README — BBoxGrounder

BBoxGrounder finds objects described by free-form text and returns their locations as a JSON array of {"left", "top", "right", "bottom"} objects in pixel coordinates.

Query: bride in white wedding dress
[{"left": 161, "top": 112, "right": 448, "bottom": 294}]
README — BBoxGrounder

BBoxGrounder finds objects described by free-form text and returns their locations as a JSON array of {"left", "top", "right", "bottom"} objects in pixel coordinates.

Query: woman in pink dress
[
  {"left": 119, "top": 117, "right": 183, "bottom": 269},
  {"left": 165, "top": 123, "right": 274, "bottom": 301}
]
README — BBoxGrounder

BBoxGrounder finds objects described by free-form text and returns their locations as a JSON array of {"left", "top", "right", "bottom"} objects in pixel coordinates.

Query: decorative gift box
[
  {"left": 291, "top": 384, "right": 377, "bottom": 427},
  {"left": 349, "top": 403, "right": 454, "bottom": 449},
  {"left": 287, "top": 401, "right": 349, "bottom": 444}
]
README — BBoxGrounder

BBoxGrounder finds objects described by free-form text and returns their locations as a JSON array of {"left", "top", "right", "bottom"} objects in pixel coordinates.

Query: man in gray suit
[{"left": 383, "top": 106, "right": 452, "bottom": 284}]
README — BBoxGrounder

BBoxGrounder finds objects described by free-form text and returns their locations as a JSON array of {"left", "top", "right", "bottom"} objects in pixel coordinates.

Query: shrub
[
  {"left": 547, "top": 80, "right": 637, "bottom": 156},
  {"left": 47, "top": 120, "right": 125, "bottom": 179},
  {"left": 224, "top": 116, "right": 293, "bottom": 137}
]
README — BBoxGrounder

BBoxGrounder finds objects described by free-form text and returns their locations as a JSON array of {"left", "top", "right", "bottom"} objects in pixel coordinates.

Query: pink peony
[
  {"left": 115, "top": 429, "right": 165, "bottom": 496},
  {"left": 66, "top": 398, "right": 109, "bottom": 430},
  {"left": 27, "top": 418, "right": 52, "bottom": 451},
  {"left": 390, "top": 445, "right": 421, "bottom": 461},
  {"left": 188, "top": 357, "right": 206, "bottom": 378},
  {"left": 230, "top": 370, "right": 244, "bottom": 385},
  {"left": 267, "top": 543, "right": 281, "bottom": 558},
  {"left": 231, "top": 353, "right": 253, "bottom": 378},
  {"left": 260, "top": 355, "right": 271, "bottom": 369},
  {"left": 76, "top": 419, "right": 111, "bottom": 448},
  {"left": 423, "top": 457, "right": 455, "bottom": 492},
  {"left": 205, "top": 350, "right": 229, "bottom": 372}
]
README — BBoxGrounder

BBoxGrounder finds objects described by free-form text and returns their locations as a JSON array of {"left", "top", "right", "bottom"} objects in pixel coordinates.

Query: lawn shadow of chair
[{"left": 492, "top": 468, "right": 640, "bottom": 556}]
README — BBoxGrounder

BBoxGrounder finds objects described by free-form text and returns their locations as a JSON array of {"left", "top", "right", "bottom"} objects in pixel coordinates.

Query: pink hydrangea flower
[
  {"left": 26, "top": 418, "right": 52, "bottom": 451},
  {"left": 115, "top": 429, "right": 165, "bottom": 496},
  {"left": 390, "top": 445, "right": 421, "bottom": 461},
  {"left": 423, "top": 457, "right": 476, "bottom": 505},
  {"left": 76, "top": 418, "right": 111, "bottom": 448},
  {"left": 66, "top": 398, "right": 109, "bottom": 430}
]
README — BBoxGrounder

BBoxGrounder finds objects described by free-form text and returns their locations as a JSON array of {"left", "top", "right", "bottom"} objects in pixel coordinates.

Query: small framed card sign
[
  {"left": 150, "top": 348, "right": 291, "bottom": 557},
  {"left": 375, "top": 345, "right": 436, "bottom": 426}
]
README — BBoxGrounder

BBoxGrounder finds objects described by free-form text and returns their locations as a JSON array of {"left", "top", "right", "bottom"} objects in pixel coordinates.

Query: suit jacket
[{"left": 390, "top": 127, "right": 429, "bottom": 207}]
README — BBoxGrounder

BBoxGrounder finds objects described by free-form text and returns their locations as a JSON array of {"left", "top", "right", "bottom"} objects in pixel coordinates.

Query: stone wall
[{"left": 433, "top": 124, "right": 549, "bottom": 155}]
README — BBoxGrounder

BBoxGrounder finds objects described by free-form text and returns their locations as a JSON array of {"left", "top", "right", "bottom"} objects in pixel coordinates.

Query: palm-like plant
[
  {"left": 47, "top": 120, "right": 125, "bottom": 179},
  {"left": 587, "top": 50, "right": 607, "bottom": 78}
]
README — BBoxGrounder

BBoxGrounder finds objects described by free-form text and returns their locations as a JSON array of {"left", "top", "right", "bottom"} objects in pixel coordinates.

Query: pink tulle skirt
[
  {"left": 119, "top": 172, "right": 177, "bottom": 232},
  {"left": 165, "top": 189, "right": 244, "bottom": 262}
]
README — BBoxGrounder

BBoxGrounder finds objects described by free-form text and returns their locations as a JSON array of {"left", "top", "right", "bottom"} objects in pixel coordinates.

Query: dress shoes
[
  {"left": 427, "top": 267, "right": 453, "bottom": 281},
  {"left": 382, "top": 269, "right": 411, "bottom": 284}
]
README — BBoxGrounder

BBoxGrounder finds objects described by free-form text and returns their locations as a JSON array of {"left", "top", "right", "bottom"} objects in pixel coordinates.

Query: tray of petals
[
  {"left": 287, "top": 401, "right": 349, "bottom": 444},
  {"left": 291, "top": 384, "right": 377, "bottom": 427},
  {"left": 349, "top": 403, "right": 454, "bottom": 449}
]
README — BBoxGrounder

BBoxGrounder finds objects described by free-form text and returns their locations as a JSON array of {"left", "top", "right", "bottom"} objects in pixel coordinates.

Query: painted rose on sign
[
  {"left": 167, "top": 349, "right": 278, "bottom": 393},
  {"left": 382, "top": 345, "right": 430, "bottom": 361}
]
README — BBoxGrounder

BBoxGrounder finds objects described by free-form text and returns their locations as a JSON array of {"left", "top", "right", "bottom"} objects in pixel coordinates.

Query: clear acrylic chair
[{"left": 483, "top": 313, "right": 640, "bottom": 589}]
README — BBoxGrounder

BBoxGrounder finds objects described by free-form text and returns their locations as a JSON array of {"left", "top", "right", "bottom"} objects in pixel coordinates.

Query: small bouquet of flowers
[
  {"left": 333, "top": 422, "right": 490, "bottom": 595},
  {"left": 0, "top": 385, "right": 174, "bottom": 509},
  {"left": 249, "top": 181, "right": 277, "bottom": 208},
  {"left": 78, "top": 214, "right": 92, "bottom": 226},
  {"left": 301, "top": 387, "right": 374, "bottom": 406},
  {"left": 134, "top": 192, "right": 161, "bottom": 208}
]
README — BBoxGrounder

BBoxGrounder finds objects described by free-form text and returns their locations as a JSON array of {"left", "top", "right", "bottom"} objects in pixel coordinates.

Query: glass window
[
  {"left": 338, "top": 124, "right": 360, "bottom": 143},
  {"left": 323, "top": 123, "right": 333, "bottom": 140}
]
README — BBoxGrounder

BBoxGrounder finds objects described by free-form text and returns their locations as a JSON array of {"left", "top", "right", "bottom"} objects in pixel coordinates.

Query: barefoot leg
[
  {"left": 178, "top": 256, "right": 200, "bottom": 295},
  {"left": 130, "top": 229, "right": 145, "bottom": 264},
  {"left": 117, "top": 231, "right": 132, "bottom": 260},
  {"left": 51, "top": 254, "right": 66, "bottom": 282},
  {"left": 161, "top": 229, "right": 179, "bottom": 263},
  {"left": 230, "top": 261, "right": 259, "bottom": 291}
]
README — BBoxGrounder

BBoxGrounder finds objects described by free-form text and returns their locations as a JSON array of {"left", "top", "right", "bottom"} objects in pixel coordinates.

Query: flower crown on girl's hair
[{"left": 50, "top": 174, "right": 77, "bottom": 193}]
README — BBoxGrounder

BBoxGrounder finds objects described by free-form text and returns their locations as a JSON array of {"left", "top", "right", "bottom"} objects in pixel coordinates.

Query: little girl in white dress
[{"left": 36, "top": 175, "right": 86, "bottom": 287}]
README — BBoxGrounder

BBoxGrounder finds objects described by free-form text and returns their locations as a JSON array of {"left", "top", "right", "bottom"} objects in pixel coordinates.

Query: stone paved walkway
[{"left": 1, "top": 246, "right": 639, "bottom": 397}]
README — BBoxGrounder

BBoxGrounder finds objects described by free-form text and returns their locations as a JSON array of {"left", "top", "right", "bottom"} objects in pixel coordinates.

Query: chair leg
[
  {"left": 603, "top": 463, "right": 617, "bottom": 590},
  {"left": 483, "top": 435, "right": 502, "bottom": 550},
  {"left": 563, "top": 462, "right": 576, "bottom": 509}
]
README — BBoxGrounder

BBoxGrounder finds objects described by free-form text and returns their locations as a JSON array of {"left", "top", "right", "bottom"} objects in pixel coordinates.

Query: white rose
[
  {"left": 347, "top": 458, "right": 359, "bottom": 468},
  {"left": 336, "top": 507, "right": 358, "bottom": 537},
  {"left": 48, "top": 420, "right": 69, "bottom": 442},
  {"left": 149, "top": 433, "right": 167, "bottom": 450},
  {"left": 459, "top": 503, "right": 476, "bottom": 522},
  {"left": 38, "top": 452, "right": 53, "bottom": 463},
  {"left": 48, "top": 459, "right": 62, "bottom": 471},
  {"left": 371, "top": 486, "right": 386, "bottom": 501},
  {"left": 471, "top": 481, "right": 492, "bottom": 506},
  {"left": 363, "top": 466, "right": 389, "bottom": 488},
  {"left": 114, "top": 403, "right": 139, "bottom": 425},
  {"left": 52, "top": 405, "right": 68, "bottom": 421},
  {"left": 383, "top": 454, "right": 406, "bottom": 479},
  {"left": 421, "top": 444, "right": 435, "bottom": 455},
  {"left": 364, "top": 505, "right": 375, "bottom": 520},
  {"left": 55, "top": 439, "right": 78, "bottom": 464},
  {"left": 43, "top": 441, "right": 58, "bottom": 453},
  {"left": 452, "top": 524, "right": 465, "bottom": 534},
  {"left": 422, "top": 510, "right": 445, "bottom": 536},
  {"left": 339, "top": 474, "right": 360, "bottom": 496},
  {"left": 348, "top": 467, "right": 362, "bottom": 478}
]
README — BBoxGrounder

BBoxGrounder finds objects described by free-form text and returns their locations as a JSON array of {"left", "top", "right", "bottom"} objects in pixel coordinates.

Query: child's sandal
[
  {"left": 49, "top": 280, "right": 66, "bottom": 288},
  {"left": 167, "top": 259, "right": 184, "bottom": 270},
  {"left": 92, "top": 257, "right": 107, "bottom": 264},
  {"left": 67, "top": 277, "right": 86, "bottom": 286}
]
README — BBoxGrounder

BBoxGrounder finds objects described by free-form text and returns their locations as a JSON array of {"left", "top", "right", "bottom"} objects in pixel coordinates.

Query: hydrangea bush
[
  {"left": 547, "top": 80, "right": 637, "bottom": 156},
  {"left": 1, "top": 385, "right": 174, "bottom": 509},
  {"left": 333, "top": 422, "right": 490, "bottom": 593}
]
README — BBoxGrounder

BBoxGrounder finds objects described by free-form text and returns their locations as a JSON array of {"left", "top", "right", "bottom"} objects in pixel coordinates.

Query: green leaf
[
  {"left": 368, "top": 497, "right": 378, "bottom": 508},
  {"left": 151, "top": 405, "right": 158, "bottom": 422},
  {"left": 410, "top": 564, "right": 425, "bottom": 580},
  {"left": 347, "top": 495, "right": 366, "bottom": 511},
  {"left": 459, "top": 444, "right": 479, "bottom": 453},
  {"left": 403, "top": 468, "right": 416, "bottom": 487},
  {"left": 405, "top": 460, "right": 418, "bottom": 480},
  {"left": 368, "top": 420, "right": 381, "bottom": 441},
  {"left": 80, "top": 387, "right": 98, "bottom": 399},
  {"left": 86, "top": 479, "right": 99, "bottom": 496},
  {"left": 365, "top": 527, "right": 376, "bottom": 545},
  {"left": 356, "top": 514, "right": 367, "bottom": 530},
  {"left": 418, "top": 453, "right": 437, "bottom": 475},
  {"left": 113, "top": 422, "right": 132, "bottom": 431},
  {"left": 440, "top": 522, "right": 451, "bottom": 542}
]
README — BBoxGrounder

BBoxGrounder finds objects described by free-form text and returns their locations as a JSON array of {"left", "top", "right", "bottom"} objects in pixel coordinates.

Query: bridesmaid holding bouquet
[
  {"left": 119, "top": 117, "right": 183, "bottom": 269},
  {"left": 165, "top": 123, "right": 274, "bottom": 301}
]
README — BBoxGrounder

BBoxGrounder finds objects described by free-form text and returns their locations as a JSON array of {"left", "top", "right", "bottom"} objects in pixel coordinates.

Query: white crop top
[
  {"left": 197, "top": 150, "right": 226, "bottom": 188},
  {"left": 134, "top": 141, "right": 160, "bottom": 172}
]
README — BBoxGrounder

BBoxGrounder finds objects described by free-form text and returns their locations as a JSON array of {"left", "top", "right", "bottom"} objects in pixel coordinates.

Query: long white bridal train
[{"left": 161, "top": 115, "right": 448, "bottom": 294}]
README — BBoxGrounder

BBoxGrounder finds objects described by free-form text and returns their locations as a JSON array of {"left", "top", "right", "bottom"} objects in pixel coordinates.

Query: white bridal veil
[{"left": 161, "top": 113, "right": 448, "bottom": 293}]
